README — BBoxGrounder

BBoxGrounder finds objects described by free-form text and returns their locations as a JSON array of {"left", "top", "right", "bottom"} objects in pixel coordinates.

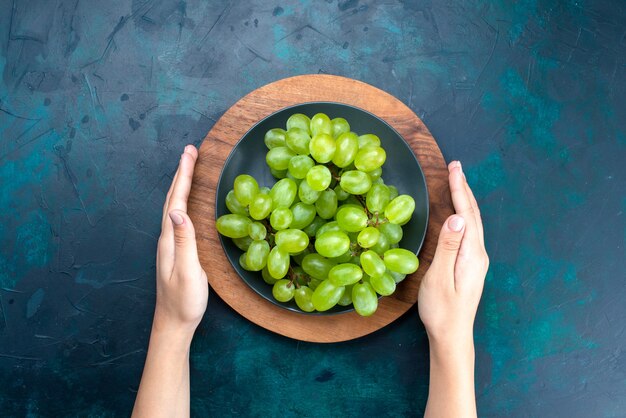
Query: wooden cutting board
[{"left": 188, "top": 74, "right": 453, "bottom": 343}]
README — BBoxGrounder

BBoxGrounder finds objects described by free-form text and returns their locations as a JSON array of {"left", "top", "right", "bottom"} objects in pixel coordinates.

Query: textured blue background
[{"left": 1, "top": 0, "right": 625, "bottom": 416}]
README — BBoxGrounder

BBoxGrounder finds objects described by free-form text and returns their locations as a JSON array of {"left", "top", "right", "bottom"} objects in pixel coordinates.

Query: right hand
[{"left": 418, "top": 161, "right": 489, "bottom": 346}]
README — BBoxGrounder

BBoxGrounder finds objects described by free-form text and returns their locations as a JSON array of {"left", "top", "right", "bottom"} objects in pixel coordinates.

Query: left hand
[{"left": 154, "top": 145, "right": 208, "bottom": 336}]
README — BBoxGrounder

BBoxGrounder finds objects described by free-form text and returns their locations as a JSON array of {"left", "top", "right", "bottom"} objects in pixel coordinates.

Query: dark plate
[{"left": 216, "top": 102, "right": 429, "bottom": 315}]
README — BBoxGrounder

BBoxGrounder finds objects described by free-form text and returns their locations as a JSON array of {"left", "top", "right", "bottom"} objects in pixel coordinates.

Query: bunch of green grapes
[{"left": 216, "top": 113, "right": 419, "bottom": 316}]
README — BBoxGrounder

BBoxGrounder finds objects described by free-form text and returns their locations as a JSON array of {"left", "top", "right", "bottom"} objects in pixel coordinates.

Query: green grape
[
  {"left": 315, "top": 189, "right": 338, "bottom": 219},
  {"left": 275, "top": 229, "right": 309, "bottom": 253},
  {"left": 309, "top": 133, "right": 336, "bottom": 163},
  {"left": 390, "top": 242, "right": 399, "bottom": 249},
  {"left": 270, "top": 207, "right": 293, "bottom": 230},
  {"left": 357, "top": 226, "right": 380, "bottom": 248},
  {"left": 233, "top": 174, "right": 259, "bottom": 206},
  {"left": 232, "top": 236, "right": 252, "bottom": 251},
  {"left": 216, "top": 214, "right": 251, "bottom": 238},
  {"left": 331, "top": 117, "right": 350, "bottom": 138},
  {"left": 378, "top": 222, "right": 403, "bottom": 244},
  {"left": 294, "top": 286, "right": 315, "bottom": 312},
  {"left": 370, "top": 231, "right": 390, "bottom": 255},
  {"left": 334, "top": 184, "right": 349, "bottom": 201},
  {"left": 337, "top": 284, "right": 354, "bottom": 306},
  {"left": 266, "top": 146, "right": 296, "bottom": 170},
  {"left": 290, "top": 202, "right": 316, "bottom": 229},
  {"left": 302, "top": 216, "right": 325, "bottom": 237},
  {"left": 336, "top": 206, "right": 368, "bottom": 232},
  {"left": 387, "top": 185, "right": 399, "bottom": 200},
  {"left": 328, "top": 263, "right": 363, "bottom": 286},
  {"left": 239, "top": 252, "right": 251, "bottom": 271},
  {"left": 360, "top": 250, "right": 386, "bottom": 278},
  {"left": 270, "top": 178, "right": 297, "bottom": 209},
  {"left": 358, "top": 134, "right": 381, "bottom": 149},
  {"left": 248, "top": 193, "right": 273, "bottom": 220},
  {"left": 248, "top": 222, "right": 266, "bottom": 240},
  {"left": 287, "top": 113, "right": 311, "bottom": 134},
  {"left": 331, "top": 250, "right": 352, "bottom": 264},
  {"left": 259, "top": 186, "right": 271, "bottom": 195},
  {"left": 389, "top": 270, "right": 406, "bottom": 284},
  {"left": 286, "top": 171, "right": 302, "bottom": 184},
  {"left": 308, "top": 278, "right": 322, "bottom": 291},
  {"left": 270, "top": 167, "right": 287, "bottom": 179},
  {"left": 298, "top": 180, "right": 321, "bottom": 204},
  {"left": 310, "top": 113, "right": 332, "bottom": 136},
  {"left": 383, "top": 248, "right": 419, "bottom": 274},
  {"left": 267, "top": 246, "right": 290, "bottom": 279},
  {"left": 264, "top": 128, "right": 286, "bottom": 149},
  {"left": 306, "top": 165, "right": 332, "bottom": 191},
  {"left": 354, "top": 145, "right": 386, "bottom": 172},
  {"left": 311, "top": 279, "right": 345, "bottom": 311},
  {"left": 370, "top": 271, "right": 396, "bottom": 296},
  {"left": 246, "top": 240, "right": 270, "bottom": 271},
  {"left": 272, "top": 279, "right": 295, "bottom": 302},
  {"left": 352, "top": 282, "right": 378, "bottom": 316},
  {"left": 291, "top": 266, "right": 307, "bottom": 285},
  {"left": 302, "top": 253, "right": 335, "bottom": 280},
  {"left": 384, "top": 195, "right": 416, "bottom": 225},
  {"left": 367, "top": 167, "right": 382, "bottom": 181},
  {"left": 315, "top": 221, "right": 342, "bottom": 238},
  {"left": 292, "top": 248, "right": 311, "bottom": 266},
  {"left": 315, "top": 230, "right": 350, "bottom": 258},
  {"left": 331, "top": 132, "right": 359, "bottom": 167},
  {"left": 262, "top": 266, "right": 278, "bottom": 285},
  {"left": 344, "top": 195, "right": 361, "bottom": 207},
  {"left": 350, "top": 255, "right": 361, "bottom": 266},
  {"left": 288, "top": 155, "right": 315, "bottom": 179},
  {"left": 340, "top": 170, "right": 372, "bottom": 195},
  {"left": 285, "top": 128, "right": 312, "bottom": 155},
  {"left": 226, "top": 190, "right": 247, "bottom": 215},
  {"left": 366, "top": 184, "right": 391, "bottom": 213}
]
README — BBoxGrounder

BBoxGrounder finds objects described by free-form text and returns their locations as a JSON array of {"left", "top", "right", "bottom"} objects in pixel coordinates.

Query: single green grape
[
  {"left": 370, "top": 231, "right": 390, "bottom": 255},
  {"left": 289, "top": 202, "right": 316, "bottom": 229},
  {"left": 233, "top": 174, "right": 259, "bottom": 206},
  {"left": 387, "top": 185, "right": 399, "bottom": 200},
  {"left": 315, "top": 230, "right": 351, "bottom": 258},
  {"left": 270, "top": 207, "right": 293, "bottom": 230},
  {"left": 331, "top": 117, "right": 350, "bottom": 138},
  {"left": 360, "top": 250, "right": 386, "bottom": 278},
  {"left": 357, "top": 226, "right": 380, "bottom": 248},
  {"left": 352, "top": 282, "right": 378, "bottom": 316},
  {"left": 294, "top": 286, "right": 315, "bottom": 312},
  {"left": 308, "top": 278, "right": 322, "bottom": 291},
  {"left": 246, "top": 240, "right": 270, "bottom": 271},
  {"left": 311, "top": 279, "right": 345, "bottom": 311},
  {"left": 357, "top": 134, "right": 381, "bottom": 149},
  {"left": 272, "top": 279, "right": 295, "bottom": 302},
  {"left": 270, "top": 167, "right": 287, "bottom": 179},
  {"left": 275, "top": 229, "right": 309, "bottom": 253},
  {"left": 292, "top": 248, "right": 311, "bottom": 266},
  {"left": 266, "top": 146, "right": 296, "bottom": 171},
  {"left": 384, "top": 195, "right": 416, "bottom": 225},
  {"left": 298, "top": 179, "right": 321, "bottom": 204},
  {"left": 383, "top": 248, "right": 419, "bottom": 274},
  {"left": 310, "top": 113, "right": 332, "bottom": 136},
  {"left": 370, "top": 271, "right": 396, "bottom": 296},
  {"left": 302, "top": 253, "right": 335, "bottom": 280},
  {"left": 288, "top": 155, "right": 315, "bottom": 179},
  {"left": 378, "top": 222, "right": 403, "bottom": 244},
  {"left": 332, "top": 132, "right": 359, "bottom": 168},
  {"left": 337, "top": 284, "right": 354, "bottom": 306},
  {"left": 216, "top": 214, "right": 251, "bottom": 238},
  {"left": 328, "top": 263, "right": 363, "bottom": 286},
  {"left": 336, "top": 206, "right": 368, "bottom": 232},
  {"left": 334, "top": 184, "right": 349, "bottom": 201},
  {"left": 264, "top": 128, "right": 286, "bottom": 149},
  {"left": 306, "top": 165, "right": 332, "bottom": 191},
  {"left": 315, "top": 189, "right": 338, "bottom": 219},
  {"left": 315, "top": 220, "right": 342, "bottom": 238},
  {"left": 248, "top": 193, "right": 273, "bottom": 220},
  {"left": 340, "top": 170, "right": 372, "bottom": 195},
  {"left": 366, "top": 184, "right": 391, "bottom": 213},
  {"left": 389, "top": 270, "right": 406, "bottom": 284},
  {"left": 302, "top": 216, "right": 325, "bottom": 237},
  {"left": 226, "top": 190, "right": 247, "bottom": 216},
  {"left": 267, "top": 246, "right": 290, "bottom": 279},
  {"left": 285, "top": 128, "right": 312, "bottom": 155},
  {"left": 262, "top": 266, "right": 278, "bottom": 285},
  {"left": 248, "top": 222, "right": 266, "bottom": 240},
  {"left": 330, "top": 250, "right": 352, "bottom": 264},
  {"left": 287, "top": 113, "right": 311, "bottom": 134},
  {"left": 270, "top": 178, "right": 297, "bottom": 209},
  {"left": 367, "top": 166, "right": 382, "bottom": 181},
  {"left": 232, "top": 236, "right": 252, "bottom": 251},
  {"left": 309, "top": 133, "right": 336, "bottom": 163},
  {"left": 239, "top": 252, "right": 251, "bottom": 271},
  {"left": 354, "top": 145, "right": 386, "bottom": 172}
]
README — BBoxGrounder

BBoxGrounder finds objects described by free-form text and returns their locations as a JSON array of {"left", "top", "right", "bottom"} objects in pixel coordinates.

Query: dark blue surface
[{"left": 1, "top": 0, "right": 625, "bottom": 416}]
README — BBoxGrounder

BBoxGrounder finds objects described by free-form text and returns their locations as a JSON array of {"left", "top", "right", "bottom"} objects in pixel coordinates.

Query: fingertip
[
  {"left": 184, "top": 144, "right": 199, "bottom": 159},
  {"left": 448, "top": 160, "right": 461, "bottom": 172},
  {"left": 447, "top": 215, "right": 465, "bottom": 232},
  {"left": 169, "top": 210, "right": 185, "bottom": 226}
]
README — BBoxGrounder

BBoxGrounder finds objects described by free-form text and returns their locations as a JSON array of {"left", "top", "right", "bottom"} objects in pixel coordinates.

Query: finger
[
  {"left": 448, "top": 161, "right": 479, "bottom": 244},
  {"left": 429, "top": 215, "right": 466, "bottom": 279},
  {"left": 463, "top": 179, "right": 484, "bottom": 247},
  {"left": 162, "top": 164, "right": 181, "bottom": 227},
  {"left": 168, "top": 147, "right": 198, "bottom": 214},
  {"left": 169, "top": 210, "right": 201, "bottom": 270}
]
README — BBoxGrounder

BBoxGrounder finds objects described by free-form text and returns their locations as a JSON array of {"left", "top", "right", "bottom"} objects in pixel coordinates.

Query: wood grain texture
[{"left": 188, "top": 75, "right": 453, "bottom": 342}]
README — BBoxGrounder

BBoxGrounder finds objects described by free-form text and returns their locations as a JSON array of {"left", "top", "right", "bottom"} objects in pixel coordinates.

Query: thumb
[
  {"left": 169, "top": 210, "right": 200, "bottom": 267},
  {"left": 431, "top": 215, "right": 465, "bottom": 271}
]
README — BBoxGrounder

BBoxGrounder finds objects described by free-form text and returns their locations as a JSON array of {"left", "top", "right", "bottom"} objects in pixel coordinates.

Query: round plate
[
  {"left": 216, "top": 102, "right": 429, "bottom": 315},
  {"left": 188, "top": 75, "right": 453, "bottom": 342}
]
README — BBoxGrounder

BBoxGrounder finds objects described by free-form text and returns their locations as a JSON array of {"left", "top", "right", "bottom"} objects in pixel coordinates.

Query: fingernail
[
  {"left": 169, "top": 211, "right": 184, "bottom": 225},
  {"left": 184, "top": 145, "right": 192, "bottom": 153},
  {"left": 458, "top": 161, "right": 463, "bottom": 173},
  {"left": 449, "top": 215, "right": 465, "bottom": 232}
]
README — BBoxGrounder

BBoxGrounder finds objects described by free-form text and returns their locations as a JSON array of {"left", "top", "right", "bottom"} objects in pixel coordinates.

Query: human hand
[
  {"left": 418, "top": 161, "right": 489, "bottom": 347},
  {"left": 154, "top": 145, "right": 208, "bottom": 338}
]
